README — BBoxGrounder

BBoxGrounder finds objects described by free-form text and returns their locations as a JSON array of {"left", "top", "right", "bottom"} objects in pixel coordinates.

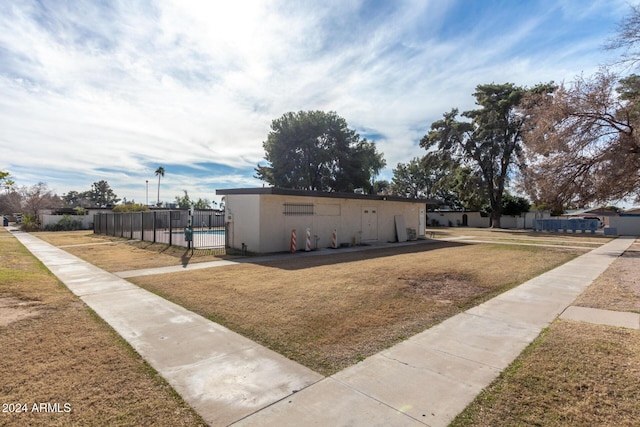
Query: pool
[{"left": 170, "top": 230, "right": 225, "bottom": 235}]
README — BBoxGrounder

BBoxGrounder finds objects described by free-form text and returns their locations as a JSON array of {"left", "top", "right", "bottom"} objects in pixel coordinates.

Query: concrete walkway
[
  {"left": 560, "top": 305, "right": 640, "bottom": 329},
  {"left": 8, "top": 228, "right": 637, "bottom": 426},
  {"left": 234, "top": 236, "right": 637, "bottom": 426},
  {"left": 8, "top": 229, "right": 323, "bottom": 426}
]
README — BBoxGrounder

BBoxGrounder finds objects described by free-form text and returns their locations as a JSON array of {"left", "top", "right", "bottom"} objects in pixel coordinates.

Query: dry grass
[
  {"left": 35, "top": 230, "right": 226, "bottom": 271},
  {"left": 451, "top": 321, "right": 640, "bottom": 426},
  {"left": 24, "top": 228, "right": 636, "bottom": 425},
  {"left": 0, "top": 229, "right": 205, "bottom": 426},
  {"left": 431, "top": 226, "right": 612, "bottom": 247},
  {"left": 573, "top": 240, "right": 640, "bottom": 313},
  {"left": 129, "top": 242, "right": 581, "bottom": 375},
  {"left": 452, "top": 238, "right": 640, "bottom": 427}
]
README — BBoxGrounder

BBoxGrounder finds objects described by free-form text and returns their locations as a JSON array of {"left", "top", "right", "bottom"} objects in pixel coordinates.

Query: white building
[{"left": 216, "top": 188, "right": 435, "bottom": 254}]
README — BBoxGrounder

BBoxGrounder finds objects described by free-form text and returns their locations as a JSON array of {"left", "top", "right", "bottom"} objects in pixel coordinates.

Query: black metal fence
[{"left": 93, "top": 210, "right": 226, "bottom": 253}]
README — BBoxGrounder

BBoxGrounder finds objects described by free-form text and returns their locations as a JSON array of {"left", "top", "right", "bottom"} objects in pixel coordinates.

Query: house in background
[{"left": 216, "top": 187, "right": 436, "bottom": 254}]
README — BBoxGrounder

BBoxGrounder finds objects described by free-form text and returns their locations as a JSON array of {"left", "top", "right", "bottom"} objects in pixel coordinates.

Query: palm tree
[{"left": 155, "top": 166, "right": 165, "bottom": 206}]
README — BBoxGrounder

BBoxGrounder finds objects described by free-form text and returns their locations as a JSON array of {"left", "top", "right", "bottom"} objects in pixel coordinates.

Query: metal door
[{"left": 362, "top": 207, "right": 378, "bottom": 241}]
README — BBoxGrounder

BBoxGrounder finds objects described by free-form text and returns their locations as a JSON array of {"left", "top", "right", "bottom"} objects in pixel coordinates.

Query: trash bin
[{"left": 2, "top": 217, "right": 8, "bottom": 226}]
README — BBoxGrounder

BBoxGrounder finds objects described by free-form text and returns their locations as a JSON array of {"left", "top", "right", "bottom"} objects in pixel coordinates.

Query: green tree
[
  {"left": 1, "top": 170, "right": 15, "bottom": 193},
  {"left": 155, "top": 166, "right": 165, "bottom": 206},
  {"left": 389, "top": 154, "right": 487, "bottom": 210},
  {"left": 193, "top": 198, "right": 212, "bottom": 209},
  {"left": 175, "top": 190, "right": 192, "bottom": 209},
  {"left": 372, "top": 180, "right": 390, "bottom": 195},
  {"left": 0, "top": 170, "right": 19, "bottom": 214},
  {"left": 62, "top": 190, "right": 90, "bottom": 208},
  {"left": 112, "top": 203, "right": 149, "bottom": 212},
  {"left": 175, "top": 190, "right": 211, "bottom": 209},
  {"left": 390, "top": 157, "right": 431, "bottom": 199},
  {"left": 255, "top": 111, "right": 385, "bottom": 192},
  {"left": 423, "top": 83, "right": 553, "bottom": 228},
  {"left": 445, "top": 166, "right": 487, "bottom": 211},
  {"left": 89, "top": 180, "right": 120, "bottom": 206},
  {"left": 501, "top": 193, "right": 531, "bottom": 216}
]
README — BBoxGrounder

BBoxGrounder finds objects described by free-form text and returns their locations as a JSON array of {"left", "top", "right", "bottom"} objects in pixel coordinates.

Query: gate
[{"left": 190, "top": 210, "right": 226, "bottom": 252}]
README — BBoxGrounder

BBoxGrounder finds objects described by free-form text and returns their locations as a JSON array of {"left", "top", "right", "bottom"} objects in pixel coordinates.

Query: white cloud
[{"left": 0, "top": 0, "right": 632, "bottom": 202}]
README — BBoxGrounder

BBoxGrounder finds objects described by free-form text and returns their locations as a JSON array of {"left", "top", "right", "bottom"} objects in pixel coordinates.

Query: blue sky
[{"left": 0, "top": 0, "right": 631, "bottom": 205}]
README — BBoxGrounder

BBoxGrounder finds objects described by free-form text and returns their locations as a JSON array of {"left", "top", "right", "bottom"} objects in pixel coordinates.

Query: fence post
[
  {"left": 169, "top": 210, "right": 172, "bottom": 246},
  {"left": 153, "top": 211, "right": 157, "bottom": 243}
]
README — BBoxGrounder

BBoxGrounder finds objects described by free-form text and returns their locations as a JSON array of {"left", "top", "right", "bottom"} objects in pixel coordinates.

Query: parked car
[{"left": 581, "top": 216, "right": 603, "bottom": 228}]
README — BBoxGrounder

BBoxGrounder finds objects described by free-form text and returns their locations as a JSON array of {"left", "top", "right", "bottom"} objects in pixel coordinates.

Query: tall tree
[
  {"left": 89, "top": 180, "right": 120, "bottom": 206},
  {"left": 390, "top": 158, "right": 431, "bottom": 199},
  {"left": 155, "top": 166, "right": 165, "bottom": 206},
  {"left": 175, "top": 190, "right": 192, "bottom": 209},
  {"left": 20, "top": 183, "right": 61, "bottom": 217},
  {"left": 0, "top": 171, "right": 20, "bottom": 214},
  {"left": 389, "top": 153, "right": 487, "bottom": 210},
  {"left": 606, "top": 4, "right": 640, "bottom": 68},
  {"left": 423, "top": 83, "right": 552, "bottom": 227},
  {"left": 62, "top": 190, "right": 89, "bottom": 208},
  {"left": 1, "top": 170, "right": 15, "bottom": 193},
  {"left": 521, "top": 71, "right": 640, "bottom": 209},
  {"left": 519, "top": 2, "right": 640, "bottom": 209},
  {"left": 256, "top": 111, "right": 385, "bottom": 192}
]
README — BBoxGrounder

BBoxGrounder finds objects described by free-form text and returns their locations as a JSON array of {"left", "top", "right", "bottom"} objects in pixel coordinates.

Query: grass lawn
[
  {"left": 431, "top": 226, "right": 612, "bottom": 247},
  {"left": 0, "top": 229, "right": 206, "bottom": 426},
  {"left": 126, "top": 241, "right": 582, "bottom": 375},
  {"left": 35, "top": 230, "right": 228, "bottom": 271},
  {"left": 17, "top": 228, "right": 638, "bottom": 426},
  {"left": 451, "top": 239, "right": 640, "bottom": 426}
]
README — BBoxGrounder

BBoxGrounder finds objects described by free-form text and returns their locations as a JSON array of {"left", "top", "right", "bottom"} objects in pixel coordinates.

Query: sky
[{"left": 0, "top": 0, "right": 632, "bottom": 206}]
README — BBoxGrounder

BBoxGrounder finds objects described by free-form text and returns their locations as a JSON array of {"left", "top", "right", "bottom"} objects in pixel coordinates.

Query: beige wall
[
  {"left": 427, "top": 211, "right": 551, "bottom": 229},
  {"left": 225, "top": 193, "right": 424, "bottom": 253},
  {"left": 609, "top": 216, "right": 640, "bottom": 236},
  {"left": 427, "top": 211, "right": 490, "bottom": 228},
  {"left": 225, "top": 194, "right": 261, "bottom": 251},
  {"left": 39, "top": 214, "right": 94, "bottom": 229}
]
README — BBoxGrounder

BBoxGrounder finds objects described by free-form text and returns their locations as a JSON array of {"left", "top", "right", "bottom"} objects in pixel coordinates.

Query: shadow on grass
[
  {"left": 254, "top": 240, "right": 471, "bottom": 271},
  {"left": 181, "top": 250, "right": 191, "bottom": 267}
]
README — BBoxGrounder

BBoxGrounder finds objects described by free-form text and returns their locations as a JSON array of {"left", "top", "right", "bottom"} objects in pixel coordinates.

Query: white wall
[
  {"left": 225, "top": 194, "right": 261, "bottom": 251},
  {"left": 427, "top": 211, "right": 490, "bottom": 228},
  {"left": 609, "top": 216, "right": 640, "bottom": 236},
  {"left": 39, "top": 214, "right": 94, "bottom": 229},
  {"left": 427, "top": 211, "right": 550, "bottom": 229},
  {"left": 225, "top": 193, "right": 425, "bottom": 253}
]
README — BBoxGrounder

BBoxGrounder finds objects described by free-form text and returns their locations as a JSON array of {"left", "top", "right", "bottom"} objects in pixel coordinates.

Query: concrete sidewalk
[
  {"left": 234, "top": 236, "right": 637, "bottom": 426},
  {"left": 9, "top": 229, "right": 323, "bottom": 426},
  {"left": 9, "top": 228, "right": 637, "bottom": 426}
]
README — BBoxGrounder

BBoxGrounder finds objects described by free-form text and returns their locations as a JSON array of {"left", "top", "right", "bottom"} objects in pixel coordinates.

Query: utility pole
[{"left": 145, "top": 180, "right": 148, "bottom": 206}]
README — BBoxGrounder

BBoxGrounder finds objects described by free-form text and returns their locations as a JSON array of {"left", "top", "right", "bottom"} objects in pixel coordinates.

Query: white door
[{"left": 362, "top": 207, "right": 378, "bottom": 240}]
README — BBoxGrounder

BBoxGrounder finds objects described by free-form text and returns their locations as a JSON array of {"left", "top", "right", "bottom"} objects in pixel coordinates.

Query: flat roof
[{"left": 216, "top": 187, "right": 437, "bottom": 204}]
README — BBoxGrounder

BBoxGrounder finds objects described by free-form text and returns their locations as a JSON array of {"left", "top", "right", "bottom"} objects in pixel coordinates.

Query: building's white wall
[
  {"left": 225, "top": 194, "right": 261, "bottom": 251},
  {"left": 39, "top": 214, "right": 94, "bottom": 229},
  {"left": 427, "top": 211, "right": 550, "bottom": 229},
  {"left": 500, "top": 216, "right": 518, "bottom": 229},
  {"left": 226, "top": 193, "right": 425, "bottom": 253},
  {"left": 609, "top": 216, "right": 640, "bottom": 236},
  {"left": 428, "top": 211, "right": 490, "bottom": 228}
]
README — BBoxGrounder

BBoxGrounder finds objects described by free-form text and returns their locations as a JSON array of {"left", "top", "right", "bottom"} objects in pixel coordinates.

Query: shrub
[{"left": 20, "top": 214, "right": 39, "bottom": 231}]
